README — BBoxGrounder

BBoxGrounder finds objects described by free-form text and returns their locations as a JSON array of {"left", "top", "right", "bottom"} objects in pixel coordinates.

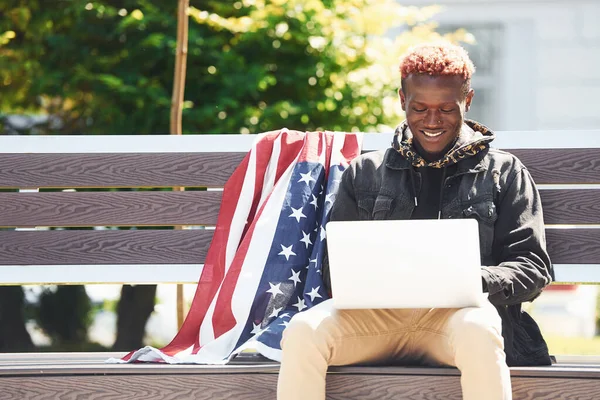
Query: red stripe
[
  {"left": 156, "top": 135, "right": 278, "bottom": 356},
  {"left": 211, "top": 134, "right": 302, "bottom": 337},
  {"left": 341, "top": 134, "right": 362, "bottom": 162},
  {"left": 297, "top": 131, "right": 322, "bottom": 164},
  {"left": 244, "top": 132, "right": 281, "bottom": 238},
  {"left": 275, "top": 130, "right": 304, "bottom": 182}
]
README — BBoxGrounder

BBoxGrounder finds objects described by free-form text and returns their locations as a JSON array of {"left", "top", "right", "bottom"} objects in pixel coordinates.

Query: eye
[
  {"left": 441, "top": 108, "right": 455, "bottom": 113},
  {"left": 412, "top": 107, "right": 426, "bottom": 112}
]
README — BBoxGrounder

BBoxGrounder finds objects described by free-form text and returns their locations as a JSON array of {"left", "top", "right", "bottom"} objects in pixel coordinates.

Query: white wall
[{"left": 402, "top": 0, "right": 600, "bottom": 131}]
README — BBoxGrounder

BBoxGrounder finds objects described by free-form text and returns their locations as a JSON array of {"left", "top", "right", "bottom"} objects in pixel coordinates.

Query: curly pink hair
[
  {"left": 399, "top": 42, "right": 475, "bottom": 95},
  {"left": 400, "top": 42, "right": 475, "bottom": 79}
]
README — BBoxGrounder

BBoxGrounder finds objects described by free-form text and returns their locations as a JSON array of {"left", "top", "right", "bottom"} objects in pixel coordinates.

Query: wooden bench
[{"left": 1, "top": 131, "right": 599, "bottom": 399}]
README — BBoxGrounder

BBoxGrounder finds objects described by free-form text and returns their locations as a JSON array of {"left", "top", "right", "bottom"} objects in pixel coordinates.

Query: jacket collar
[
  {"left": 386, "top": 119, "right": 493, "bottom": 174},
  {"left": 385, "top": 140, "right": 491, "bottom": 174}
]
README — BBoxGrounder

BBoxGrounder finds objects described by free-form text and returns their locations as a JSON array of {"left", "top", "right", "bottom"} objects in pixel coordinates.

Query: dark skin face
[{"left": 399, "top": 74, "right": 474, "bottom": 162}]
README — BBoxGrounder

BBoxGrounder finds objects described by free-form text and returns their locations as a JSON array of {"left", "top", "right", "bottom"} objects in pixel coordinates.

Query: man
[{"left": 277, "top": 42, "right": 553, "bottom": 400}]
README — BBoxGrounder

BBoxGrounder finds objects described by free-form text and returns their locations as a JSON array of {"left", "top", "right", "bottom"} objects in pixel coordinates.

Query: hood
[{"left": 392, "top": 119, "right": 495, "bottom": 168}]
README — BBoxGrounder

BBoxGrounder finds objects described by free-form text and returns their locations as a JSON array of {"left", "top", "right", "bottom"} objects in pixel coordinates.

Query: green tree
[
  {"left": 1, "top": 0, "right": 471, "bottom": 134},
  {"left": 0, "top": 287, "right": 34, "bottom": 352},
  {"left": 35, "top": 286, "right": 93, "bottom": 347}
]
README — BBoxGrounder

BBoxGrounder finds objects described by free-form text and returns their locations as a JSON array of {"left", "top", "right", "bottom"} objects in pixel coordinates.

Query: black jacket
[{"left": 323, "top": 120, "right": 554, "bottom": 366}]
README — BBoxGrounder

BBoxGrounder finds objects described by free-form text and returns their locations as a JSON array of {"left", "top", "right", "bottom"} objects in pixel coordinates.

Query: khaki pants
[{"left": 278, "top": 298, "right": 511, "bottom": 400}]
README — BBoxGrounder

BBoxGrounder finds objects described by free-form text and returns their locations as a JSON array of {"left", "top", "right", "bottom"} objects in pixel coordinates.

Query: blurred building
[{"left": 403, "top": 0, "right": 600, "bottom": 131}]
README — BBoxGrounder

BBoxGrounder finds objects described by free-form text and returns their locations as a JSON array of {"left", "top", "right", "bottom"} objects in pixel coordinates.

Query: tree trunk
[
  {"left": 0, "top": 286, "right": 34, "bottom": 352},
  {"left": 171, "top": 0, "right": 191, "bottom": 330},
  {"left": 112, "top": 285, "right": 157, "bottom": 351}
]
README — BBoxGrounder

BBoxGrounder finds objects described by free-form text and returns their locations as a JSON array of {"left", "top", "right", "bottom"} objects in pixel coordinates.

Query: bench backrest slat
[
  {"left": 1, "top": 149, "right": 599, "bottom": 189},
  {"left": 1, "top": 229, "right": 597, "bottom": 267},
  {"left": 0, "top": 230, "right": 213, "bottom": 265},
  {"left": 0, "top": 153, "right": 246, "bottom": 188},
  {"left": 0, "top": 190, "right": 597, "bottom": 228},
  {"left": 0, "top": 191, "right": 222, "bottom": 228},
  {"left": 539, "top": 190, "right": 600, "bottom": 225},
  {"left": 509, "top": 149, "right": 600, "bottom": 184},
  {"left": 545, "top": 229, "right": 600, "bottom": 264}
]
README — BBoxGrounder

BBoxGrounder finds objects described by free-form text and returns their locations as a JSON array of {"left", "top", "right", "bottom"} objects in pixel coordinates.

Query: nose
[{"left": 423, "top": 110, "right": 442, "bottom": 128}]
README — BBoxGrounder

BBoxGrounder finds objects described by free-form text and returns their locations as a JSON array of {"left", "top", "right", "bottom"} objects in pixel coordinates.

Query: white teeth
[{"left": 423, "top": 131, "right": 442, "bottom": 137}]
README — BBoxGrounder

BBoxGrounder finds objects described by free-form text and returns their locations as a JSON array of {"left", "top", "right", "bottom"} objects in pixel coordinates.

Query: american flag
[{"left": 112, "top": 129, "right": 362, "bottom": 364}]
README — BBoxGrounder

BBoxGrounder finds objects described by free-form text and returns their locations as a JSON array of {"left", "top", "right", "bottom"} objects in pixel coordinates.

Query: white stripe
[
  {"left": 258, "top": 130, "right": 284, "bottom": 209},
  {"left": 107, "top": 344, "right": 196, "bottom": 364},
  {"left": 173, "top": 343, "right": 195, "bottom": 360},
  {"left": 0, "top": 264, "right": 202, "bottom": 285},
  {"left": 192, "top": 137, "right": 304, "bottom": 362},
  {"left": 226, "top": 135, "right": 261, "bottom": 273},
  {"left": 198, "top": 136, "right": 262, "bottom": 345},
  {"left": 331, "top": 132, "right": 348, "bottom": 167}
]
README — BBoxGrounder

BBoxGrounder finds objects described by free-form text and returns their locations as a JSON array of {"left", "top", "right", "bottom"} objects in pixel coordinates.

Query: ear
[
  {"left": 399, "top": 88, "right": 406, "bottom": 111},
  {"left": 465, "top": 89, "right": 474, "bottom": 112}
]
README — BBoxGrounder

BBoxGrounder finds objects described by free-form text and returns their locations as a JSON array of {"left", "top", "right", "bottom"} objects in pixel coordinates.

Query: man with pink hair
[{"left": 277, "top": 42, "right": 553, "bottom": 400}]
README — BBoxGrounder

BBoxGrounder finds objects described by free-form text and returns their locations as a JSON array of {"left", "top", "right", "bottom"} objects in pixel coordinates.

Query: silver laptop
[{"left": 325, "top": 219, "right": 485, "bottom": 309}]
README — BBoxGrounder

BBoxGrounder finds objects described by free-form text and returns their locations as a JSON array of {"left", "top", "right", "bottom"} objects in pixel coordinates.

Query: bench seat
[{"left": 1, "top": 352, "right": 599, "bottom": 399}]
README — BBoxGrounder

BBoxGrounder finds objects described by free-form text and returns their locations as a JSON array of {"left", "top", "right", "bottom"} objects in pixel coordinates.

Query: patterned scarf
[{"left": 392, "top": 119, "right": 495, "bottom": 168}]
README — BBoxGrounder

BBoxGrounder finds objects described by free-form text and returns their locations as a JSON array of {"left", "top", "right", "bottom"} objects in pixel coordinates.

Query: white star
[
  {"left": 320, "top": 225, "right": 327, "bottom": 241},
  {"left": 269, "top": 307, "right": 283, "bottom": 319},
  {"left": 309, "top": 194, "right": 319, "bottom": 209},
  {"left": 299, "top": 231, "right": 312, "bottom": 249},
  {"left": 280, "top": 313, "right": 290, "bottom": 319},
  {"left": 306, "top": 286, "right": 322, "bottom": 301},
  {"left": 289, "top": 206, "right": 307, "bottom": 223},
  {"left": 325, "top": 193, "right": 335, "bottom": 204},
  {"left": 266, "top": 282, "right": 283, "bottom": 299},
  {"left": 298, "top": 172, "right": 316, "bottom": 185},
  {"left": 288, "top": 269, "right": 302, "bottom": 287},
  {"left": 279, "top": 320, "right": 290, "bottom": 328},
  {"left": 251, "top": 322, "right": 262, "bottom": 335},
  {"left": 293, "top": 296, "right": 307, "bottom": 312},
  {"left": 279, "top": 244, "right": 297, "bottom": 261},
  {"left": 319, "top": 185, "right": 323, "bottom": 195},
  {"left": 309, "top": 257, "right": 318, "bottom": 266}
]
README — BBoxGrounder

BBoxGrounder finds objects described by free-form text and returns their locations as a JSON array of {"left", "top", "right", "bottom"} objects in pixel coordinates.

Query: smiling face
[{"left": 400, "top": 74, "right": 474, "bottom": 162}]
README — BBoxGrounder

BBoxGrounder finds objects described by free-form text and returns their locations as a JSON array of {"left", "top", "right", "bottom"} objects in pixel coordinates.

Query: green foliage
[
  {"left": 35, "top": 286, "right": 93, "bottom": 344},
  {"left": 1, "top": 0, "right": 471, "bottom": 134}
]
